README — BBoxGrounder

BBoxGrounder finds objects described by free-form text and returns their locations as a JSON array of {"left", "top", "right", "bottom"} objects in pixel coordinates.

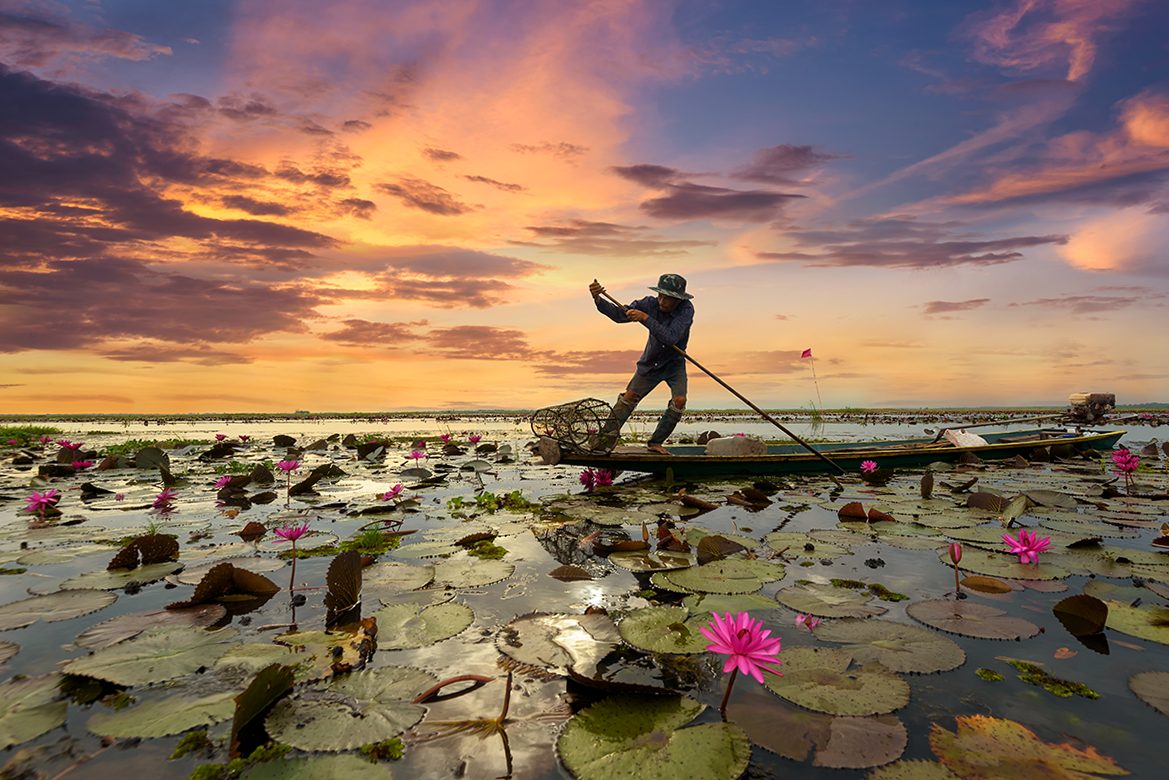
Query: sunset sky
[{"left": 1, "top": 0, "right": 1167, "bottom": 413}]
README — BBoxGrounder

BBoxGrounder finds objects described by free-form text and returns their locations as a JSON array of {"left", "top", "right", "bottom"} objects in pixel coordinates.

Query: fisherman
[{"left": 588, "top": 274, "right": 694, "bottom": 454}]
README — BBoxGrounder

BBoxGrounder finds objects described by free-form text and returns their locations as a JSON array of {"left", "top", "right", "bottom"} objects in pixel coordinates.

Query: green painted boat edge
[{"left": 557, "top": 428, "right": 1126, "bottom": 478}]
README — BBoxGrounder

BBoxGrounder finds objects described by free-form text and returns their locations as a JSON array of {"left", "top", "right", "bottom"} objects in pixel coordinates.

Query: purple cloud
[{"left": 375, "top": 177, "right": 472, "bottom": 215}]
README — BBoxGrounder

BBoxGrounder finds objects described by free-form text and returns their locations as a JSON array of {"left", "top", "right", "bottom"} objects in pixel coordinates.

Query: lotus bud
[{"left": 948, "top": 542, "right": 962, "bottom": 564}]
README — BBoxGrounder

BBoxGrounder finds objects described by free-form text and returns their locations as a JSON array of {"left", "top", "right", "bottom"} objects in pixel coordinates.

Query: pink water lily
[
  {"left": 948, "top": 542, "right": 963, "bottom": 595},
  {"left": 439, "top": 433, "right": 452, "bottom": 443},
  {"left": 39, "top": 435, "right": 53, "bottom": 444},
  {"left": 701, "top": 611, "right": 782, "bottom": 713},
  {"left": 214, "top": 475, "right": 234, "bottom": 489},
  {"left": 408, "top": 449, "right": 427, "bottom": 462},
  {"left": 795, "top": 613, "right": 821, "bottom": 633},
  {"left": 215, "top": 434, "right": 227, "bottom": 441},
  {"left": 57, "top": 439, "right": 82, "bottom": 450},
  {"left": 25, "top": 489, "right": 61, "bottom": 516},
  {"left": 860, "top": 460, "right": 878, "bottom": 474},
  {"left": 468, "top": 434, "right": 482, "bottom": 444},
  {"left": 1002, "top": 529, "right": 1051, "bottom": 565},
  {"left": 152, "top": 487, "right": 179, "bottom": 511},
  {"left": 380, "top": 483, "right": 404, "bottom": 501},
  {"left": 1112, "top": 448, "right": 1140, "bottom": 494},
  {"left": 71, "top": 460, "right": 94, "bottom": 470},
  {"left": 274, "top": 522, "right": 311, "bottom": 543},
  {"left": 276, "top": 459, "right": 301, "bottom": 473},
  {"left": 239, "top": 435, "right": 251, "bottom": 442}
]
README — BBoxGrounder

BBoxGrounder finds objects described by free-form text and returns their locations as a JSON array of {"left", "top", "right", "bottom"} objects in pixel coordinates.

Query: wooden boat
[{"left": 557, "top": 427, "right": 1126, "bottom": 479}]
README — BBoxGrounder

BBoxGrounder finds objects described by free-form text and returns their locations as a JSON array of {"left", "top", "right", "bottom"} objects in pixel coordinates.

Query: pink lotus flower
[
  {"left": 276, "top": 459, "right": 301, "bottom": 473},
  {"left": 469, "top": 434, "right": 482, "bottom": 444},
  {"left": 439, "top": 433, "right": 452, "bottom": 443},
  {"left": 408, "top": 450, "right": 427, "bottom": 462},
  {"left": 595, "top": 469, "right": 615, "bottom": 487},
  {"left": 860, "top": 460, "right": 878, "bottom": 474},
  {"left": 71, "top": 460, "right": 94, "bottom": 470},
  {"left": 5, "top": 439, "right": 17, "bottom": 445},
  {"left": 700, "top": 611, "right": 783, "bottom": 685},
  {"left": 380, "top": 483, "right": 404, "bottom": 501},
  {"left": 1002, "top": 529, "right": 1052, "bottom": 565},
  {"left": 1111, "top": 448, "right": 1140, "bottom": 474},
  {"left": 579, "top": 469, "right": 596, "bottom": 492},
  {"left": 152, "top": 487, "right": 178, "bottom": 511},
  {"left": 274, "top": 522, "right": 311, "bottom": 543},
  {"left": 215, "top": 434, "right": 227, "bottom": 441},
  {"left": 39, "top": 435, "right": 53, "bottom": 444},
  {"left": 795, "top": 613, "right": 821, "bottom": 633},
  {"left": 114, "top": 493, "right": 125, "bottom": 501},
  {"left": 239, "top": 435, "right": 251, "bottom": 442},
  {"left": 214, "top": 475, "right": 234, "bottom": 489},
  {"left": 25, "top": 489, "right": 61, "bottom": 516},
  {"left": 56, "top": 439, "right": 82, "bottom": 450},
  {"left": 947, "top": 542, "right": 962, "bottom": 564}
]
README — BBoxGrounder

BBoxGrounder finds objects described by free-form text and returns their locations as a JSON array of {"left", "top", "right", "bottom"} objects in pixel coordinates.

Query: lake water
[{"left": 0, "top": 414, "right": 1166, "bottom": 778}]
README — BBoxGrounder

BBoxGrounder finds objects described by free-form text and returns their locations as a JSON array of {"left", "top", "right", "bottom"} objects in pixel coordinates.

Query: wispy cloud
[
  {"left": 515, "top": 219, "right": 714, "bottom": 256},
  {"left": 0, "top": 7, "right": 171, "bottom": 72},
  {"left": 374, "top": 176, "right": 473, "bottom": 215},
  {"left": 923, "top": 299, "right": 991, "bottom": 316}
]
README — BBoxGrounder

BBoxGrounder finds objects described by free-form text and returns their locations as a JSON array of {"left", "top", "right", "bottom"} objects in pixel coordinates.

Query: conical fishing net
[{"left": 530, "top": 398, "right": 614, "bottom": 454}]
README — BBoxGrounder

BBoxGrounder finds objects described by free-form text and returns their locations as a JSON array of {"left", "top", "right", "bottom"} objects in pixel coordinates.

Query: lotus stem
[
  {"left": 719, "top": 667, "right": 739, "bottom": 716},
  {"left": 498, "top": 670, "right": 513, "bottom": 721},
  {"left": 953, "top": 561, "right": 961, "bottom": 596},
  {"left": 411, "top": 674, "right": 495, "bottom": 704}
]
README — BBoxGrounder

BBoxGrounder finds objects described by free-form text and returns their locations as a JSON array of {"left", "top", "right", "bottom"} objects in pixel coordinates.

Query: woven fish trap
[{"left": 530, "top": 398, "right": 613, "bottom": 454}]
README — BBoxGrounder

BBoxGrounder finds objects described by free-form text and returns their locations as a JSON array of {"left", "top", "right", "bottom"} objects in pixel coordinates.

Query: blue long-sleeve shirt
[{"left": 595, "top": 295, "right": 694, "bottom": 372}]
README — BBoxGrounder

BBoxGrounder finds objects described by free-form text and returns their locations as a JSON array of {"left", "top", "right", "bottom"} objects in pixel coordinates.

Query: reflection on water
[{"left": 0, "top": 415, "right": 1166, "bottom": 778}]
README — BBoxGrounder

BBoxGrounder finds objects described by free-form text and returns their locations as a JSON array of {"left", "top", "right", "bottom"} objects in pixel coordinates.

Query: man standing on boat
[{"left": 588, "top": 274, "right": 694, "bottom": 455}]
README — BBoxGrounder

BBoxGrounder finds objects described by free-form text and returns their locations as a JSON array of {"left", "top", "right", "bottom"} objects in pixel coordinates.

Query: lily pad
[
  {"left": 618, "top": 606, "right": 712, "bottom": 654},
  {"left": 929, "top": 714, "right": 1127, "bottom": 778},
  {"left": 63, "top": 626, "right": 239, "bottom": 685},
  {"left": 372, "top": 601, "right": 474, "bottom": 649},
  {"left": 87, "top": 689, "right": 237, "bottom": 738},
  {"left": 906, "top": 600, "right": 1040, "bottom": 641},
  {"left": 1129, "top": 671, "right": 1169, "bottom": 716},
  {"left": 0, "top": 674, "right": 67, "bottom": 749},
  {"left": 765, "top": 531, "right": 852, "bottom": 560},
  {"left": 775, "top": 582, "right": 888, "bottom": 619},
  {"left": 0, "top": 589, "right": 117, "bottom": 631},
  {"left": 681, "top": 593, "right": 779, "bottom": 615},
  {"left": 431, "top": 557, "right": 514, "bottom": 588},
  {"left": 814, "top": 619, "right": 965, "bottom": 674},
  {"left": 764, "top": 647, "right": 910, "bottom": 716},
  {"left": 264, "top": 666, "right": 436, "bottom": 752},
  {"left": 728, "top": 695, "right": 907, "bottom": 769},
  {"left": 608, "top": 550, "right": 695, "bottom": 573},
  {"left": 558, "top": 695, "right": 750, "bottom": 780},
  {"left": 942, "top": 546, "right": 1069, "bottom": 581},
  {"left": 74, "top": 605, "right": 227, "bottom": 650},
  {"left": 242, "top": 754, "right": 395, "bottom": 779},
  {"left": 363, "top": 561, "right": 435, "bottom": 599},
  {"left": 58, "top": 561, "right": 184, "bottom": 591},
  {"left": 495, "top": 612, "right": 620, "bottom": 679},
  {"left": 661, "top": 558, "right": 785, "bottom": 595},
  {"left": 867, "top": 759, "right": 960, "bottom": 779},
  {"left": 0, "top": 641, "right": 17, "bottom": 665}
]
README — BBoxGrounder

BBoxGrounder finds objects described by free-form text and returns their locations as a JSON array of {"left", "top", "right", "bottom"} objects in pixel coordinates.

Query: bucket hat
[{"left": 649, "top": 273, "right": 693, "bottom": 300}]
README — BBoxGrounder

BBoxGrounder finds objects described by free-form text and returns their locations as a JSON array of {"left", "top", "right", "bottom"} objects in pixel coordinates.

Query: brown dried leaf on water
[
  {"left": 921, "top": 471, "right": 934, "bottom": 500},
  {"left": 678, "top": 493, "right": 718, "bottom": 512},
  {"left": 325, "top": 550, "right": 362, "bottom": 628},
  {"left": 867, "top": 508, "right": 896, "bottom": 523},
  {"left": 696, "top": 534, "right": 747, "bottom": 565},
  {"left": 1000, "top": 494, "right": 1032, "bottom": 525},
  {"left": 549, "top": 565, "right": 593, "bottom": 582},
  {"left": 236, "top": 522, "right": 266, "bottom": 542},
  {"left": 929, "top": 715, "right": 1127, "bottom": 779},
  {"left": 1129, "top": 671, "right": 1169, "bottom": 716},
  {"left": 230, "top": 663, "right": 296, "bottom": 758},
  {"left": 942, "top": 476, "right": 978, "bottom": 494},
  {"left": 1053, "top": 594, "right": 1108, "bottom": 638},
  {"left": 965, "top": 492, "right": 1006, "bottom": 513},
  {"left": 106, "top": 533, "right": 179, "bottom": 570},
  {"left": 838, "top": 502, "right": 868, "bottom": 522},
  {"left": 739, "top": 486, "right": 773, "bottom": 505},
  {"left": 167, "top": 563, "right": 280, "bottom": 610}
]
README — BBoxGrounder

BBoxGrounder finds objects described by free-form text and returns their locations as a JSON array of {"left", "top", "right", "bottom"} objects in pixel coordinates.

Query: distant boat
[{"left": 555, "top": 427, "right": 1125, "bottom": 479}]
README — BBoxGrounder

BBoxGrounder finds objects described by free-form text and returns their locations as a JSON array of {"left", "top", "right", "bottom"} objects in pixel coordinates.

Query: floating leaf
[
  {"left": 929, "top": 714, "right": 1128, "bottom": 778},
  {"left": 906, "top": 600, "right": 1040, "bottom": 641},
  {"left": 265, "top": 666, "right": 435, "bottom": 752},
  {"left": 0, "top": 641, "right": 17, "bottom": 665},
  {"left": 0, "top": 589, "right": 117, "bottom": 631},
  {"left": 364, "top": 561, "right": 435, "bottom": 599},
  {"left": 59, "top": 561, "right": 183, "bottom": 591},
  {"left": 549, "top": 564, "right": 594, "bottom": 581},
  {"left": 766, "top": 531, "right": 852, "bottom": 560},
  {"left": 867, "top": 759, "right": 960, "bottom": 779},
  {"left": 608, "top": 549, "right": 694, "bottom": 573},
  {"left": 0, "top": 674, "right": 67, "bottom": 749},
  {"left": 838, "top": 502, "right": 868, "bottom": 521},
  {"left": 324, "top": 550, "right": 362, "bottom": 628},
  {"left": 87, "top": 689, "right": 236, "bottom": 738},
  {"left": 75, "top": 605, "right": 226, "bottom": 650},
  {"left": 275, "top": 619, "right": 379, "bottom": 679},
  {"left": 241, "top": 754, "right": 394, "bottom": 779},
  {"left": 662, "top": 558, "right": 784, "bottom": 595},
  {"left": 696, "top": 534, "right": 748, "bottom": 564},
  {"left": 232, "top": 664, "right": 296, "bottom": 758},
  {"left": 168, "top": 562, "right": 279, "bottom": 610},
  {"left": 775, "top": 582, "right": 887, "bottom": 619},
  {"left": 1129, "top": 671, "right": 1169, "bottom": 716},
  {"left": 1053, "top": 594, "right": 1108, "bottom": 637},
  {"left": 618, "top": 606, "right": 712, "bottom": 654},
  {"left": 814, "top": 619, "right": 965, "bottom": 674},
  {"left": 431, "top": 557, "right": 514, "bottom": 588},
  {"left": 764, "top": 647, "right": 910, "bottom": 716},
  {"left": 373, "top": 601, "right": 473, "bottom": 649},
  {"left": 960, "top": 575, "right": 1014, "bottom": 594},
  {"left": 173, "top": 557, "right": 285, "bottom": 585},
  {"left": 63, "top": 626, "right": 239, "bottom": 685},
  {"left": 558, "top": 695, "right": 750, "bottom": 780},
  {"left": 728, "top": 695, "right": 907, "bottom": 769},
  {"left": 943, "top": 546, "right": 1069, "bottom": 581},
  {"left": 495, "top": 612, "right": 620, "bottom": 680},
  {"left": 681, "top": 593, "right": 779, "bottom": 615}
]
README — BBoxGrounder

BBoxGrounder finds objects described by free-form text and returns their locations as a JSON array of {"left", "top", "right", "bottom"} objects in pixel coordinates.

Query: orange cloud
[{"left": 1060, "top": 207, "right": 1169, "bottom": 272}]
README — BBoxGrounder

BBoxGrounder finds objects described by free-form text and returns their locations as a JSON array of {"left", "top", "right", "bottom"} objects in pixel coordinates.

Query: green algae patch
[
  {"left": 828, "top": 578, "right": 908, "bottom": 602},
  {"left": 170, "top": 729, "right": 214, "bottom": 760},
  {"left": 976, "top": 668, "right": 1004, "bottom": 682},
  {"left": 465, "top": 539, "right": 508, "bottom": 559},
  {"left": 359, "top": 737, "right": 405, "bottom": 762},
  {"left": 1006, "top": 660, "right": 1100, "bottom": 699}
]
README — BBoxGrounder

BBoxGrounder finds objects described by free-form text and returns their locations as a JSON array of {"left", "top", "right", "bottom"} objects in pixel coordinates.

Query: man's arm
[
  {"left": 640, "top": 303, "right": 693, "bottom": 347},
  {"left": 590, "top": 281, "right": 639, "bottom": 324}
]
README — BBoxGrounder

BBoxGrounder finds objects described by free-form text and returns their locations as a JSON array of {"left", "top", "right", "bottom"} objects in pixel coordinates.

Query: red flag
[{"left": 801, "top": 348, "right": 813, "bottom": 359}]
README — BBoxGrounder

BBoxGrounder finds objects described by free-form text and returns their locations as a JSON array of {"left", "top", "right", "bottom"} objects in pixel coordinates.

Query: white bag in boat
[
  {"left": 942, "top": 429, "right": 988, "bottom": 447},
  {"left": 705, "top": 436, "right": 768, "bottom": 456}
]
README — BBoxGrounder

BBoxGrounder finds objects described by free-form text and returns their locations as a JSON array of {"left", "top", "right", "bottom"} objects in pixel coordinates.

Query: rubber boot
[
  {"left": 593, "top": 395, "right": 637, "bottom": 451},
  {"left": 648, "top": 403, "right": 684, "bottom": 449}
]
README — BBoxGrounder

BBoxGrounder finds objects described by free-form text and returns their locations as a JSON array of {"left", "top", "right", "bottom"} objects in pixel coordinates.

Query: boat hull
[{"left": 557, "top": 428, "right": 1126, "bottom": 479}]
